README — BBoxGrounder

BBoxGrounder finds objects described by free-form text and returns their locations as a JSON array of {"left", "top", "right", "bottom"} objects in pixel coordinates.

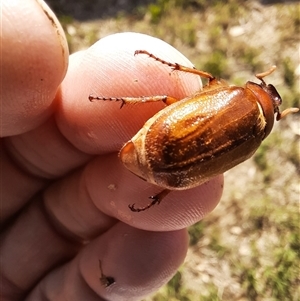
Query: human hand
[{"left": 1, "top": 1, "right": 223, "bottom": 300}]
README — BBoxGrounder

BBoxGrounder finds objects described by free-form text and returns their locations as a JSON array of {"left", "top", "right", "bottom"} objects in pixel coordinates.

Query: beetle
[{"left": 89, "top": 50, "right": 299, "bottom": 212}]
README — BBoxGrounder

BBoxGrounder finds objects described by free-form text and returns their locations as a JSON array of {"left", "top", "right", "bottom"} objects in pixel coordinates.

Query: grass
[{"left": 53, "top": 0, "right": 300, "bottom": 300}]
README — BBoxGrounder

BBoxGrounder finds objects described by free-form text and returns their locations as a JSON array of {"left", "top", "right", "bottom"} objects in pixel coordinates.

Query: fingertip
[
  {"left": 81, "top": 223, "right": 189, "bottom": 300},
  {"left": 2, "top": 0, "right": 68, "bottom": 136}
]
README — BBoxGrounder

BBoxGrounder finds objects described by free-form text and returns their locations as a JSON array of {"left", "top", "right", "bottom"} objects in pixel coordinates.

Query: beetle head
[
  {"left": 249, "top": 66, "right": 299, "bottom": 138},
  {"left": 257, "top": 68, "right": 299, "bottom": 122},
  {"left": 259, "top": 82, "right": 282, "bottom": 122}
]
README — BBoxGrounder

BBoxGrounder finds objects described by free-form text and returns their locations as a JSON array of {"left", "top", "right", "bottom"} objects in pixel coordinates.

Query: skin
[{"left": 1, "top": 1, "right": 223, "bottom": 300}]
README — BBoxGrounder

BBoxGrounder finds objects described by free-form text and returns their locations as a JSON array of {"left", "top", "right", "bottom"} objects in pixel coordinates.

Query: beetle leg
[
  {"left": 128, "top": 189, "right": 171, "bottom": 212},
  {"left": 89, "top": 95, "right": 179, "bottom": 107},
  {"left": 135, "top": 50, "right": 215, "bottom": 81},
  {"left": 99, "top": 260, "right": 115, "bottom": 287},
  {"left": 89, "top": 95, "right": 127, "bottom": 108}
]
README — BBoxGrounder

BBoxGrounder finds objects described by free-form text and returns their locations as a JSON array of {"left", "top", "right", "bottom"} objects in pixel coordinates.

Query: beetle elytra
[{"left": 89, "top": 50, "right": 299, "bottom": 212}]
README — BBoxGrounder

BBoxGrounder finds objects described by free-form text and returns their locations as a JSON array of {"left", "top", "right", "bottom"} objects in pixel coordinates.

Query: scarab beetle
[{"left": 89, "top": 50, "right": 299, "bottom": 212}]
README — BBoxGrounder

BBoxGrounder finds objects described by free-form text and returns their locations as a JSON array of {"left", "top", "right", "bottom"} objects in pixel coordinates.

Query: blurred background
[{"left": 46, "top": 1, "right": 299, "bottom": 300}]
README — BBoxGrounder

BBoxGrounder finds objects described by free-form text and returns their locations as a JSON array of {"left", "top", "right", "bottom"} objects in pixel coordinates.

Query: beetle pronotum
[{"left": 89, "top": 50, "right": 299, "bottom": 212}]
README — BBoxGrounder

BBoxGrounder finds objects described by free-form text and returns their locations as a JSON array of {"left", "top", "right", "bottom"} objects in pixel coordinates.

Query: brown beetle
[{"left": 89, "top": 50, "right": 299, "bottom": 212}]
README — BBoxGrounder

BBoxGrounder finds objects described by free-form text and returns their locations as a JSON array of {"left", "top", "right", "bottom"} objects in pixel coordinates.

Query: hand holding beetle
[
  {"left": 1, "top": 1, "right": 224, "bottom": 300},
  {"left": 90, "top": 51, "right": 298, "bottom": 212}
]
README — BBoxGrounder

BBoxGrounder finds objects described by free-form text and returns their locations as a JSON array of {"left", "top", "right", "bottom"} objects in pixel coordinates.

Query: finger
[
  {"left": 56, "top": 32, "right": 202, "bottom": 154},
  {"left": 2, "top": 52, "right": 90, "bottom": 222},
  {"left": 25, "top": 223, "right": 189, "bottom": 301},
  {"left": 1, "top": 0, "right": 68, "bottom": 136},
  {"left": 2, "top": 116, "right": 91, "bottom": 223},
  {"left": 0, "top": 143, "right": 46, "bottom": 222},
  {"left": 84, "top": 154, "right": 224, "bottom": 231},
  {"left": 0, "top": 196, "right": 83, "bottom": 300},
  {"left": 42, "top": 153, "right": 222, "bottom": 234}
]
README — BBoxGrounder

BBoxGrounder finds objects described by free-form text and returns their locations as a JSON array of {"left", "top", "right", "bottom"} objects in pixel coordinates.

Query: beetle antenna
[
  {"left": 89, "top": 95, "right": 126, "bottom": 108},
  {"left": 255, "top": 65, "right": 277, "bottom": 85},
  {"left": 276, "top": 107, "right": 299, "bottom": 121}
]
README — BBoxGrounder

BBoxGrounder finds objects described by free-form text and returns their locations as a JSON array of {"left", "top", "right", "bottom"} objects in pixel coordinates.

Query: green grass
[{"left": 238, "top": 200, "right": 300, "bottom": 301}]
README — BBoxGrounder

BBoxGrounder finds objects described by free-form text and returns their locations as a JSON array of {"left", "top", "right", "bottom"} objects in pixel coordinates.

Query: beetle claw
[
  {"left": 128, "top": 189, "right": 171, "bottom": 212},
  {"left": 99, "top": 260, "right": 115, "bottom": 287},
  {"left": 119, "top": 100, "right": 126, "bottom": 109},
  {"left": 128, "top": 196, "right": 160, "bottom": 212}
]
